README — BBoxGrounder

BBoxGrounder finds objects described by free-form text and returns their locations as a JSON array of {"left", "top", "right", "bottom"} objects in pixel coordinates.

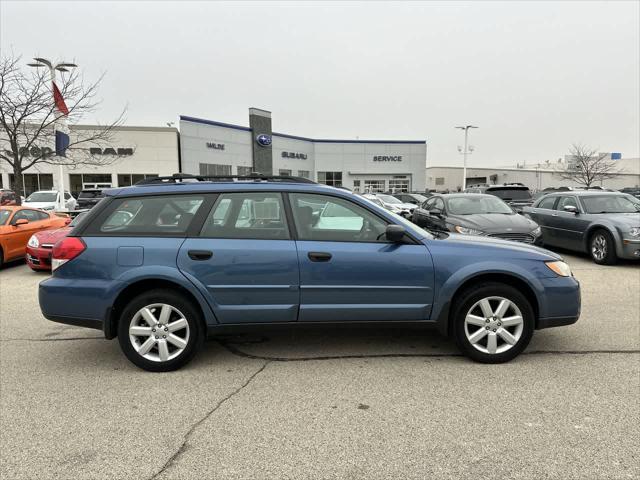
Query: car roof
[
  {"left": 543, "top": 190, "right": 626, "bottom": 197},
  {"left": 435, "top": 193, "right": 494, "bottom": 198},
  {"left": 0, "top": 205, "right": 41, "bottom": 212}
]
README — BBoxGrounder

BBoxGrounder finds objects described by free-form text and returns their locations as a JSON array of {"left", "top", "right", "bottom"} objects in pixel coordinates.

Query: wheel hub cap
[
  {"left": 464, "top": 296, "right": 524, "bottom": 355},
  {"left": 128, "top": 303, "right": 190, "bottom": 363}
]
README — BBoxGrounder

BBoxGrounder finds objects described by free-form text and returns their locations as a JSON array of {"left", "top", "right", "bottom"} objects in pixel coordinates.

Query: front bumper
[
  {"left": 536, "top": 275, "right": 581, "bottom": 329},
  {"left": 26, "top": 245, "right": 53, "bottom": 270},
  {"left": 619, "top": 238, "right": 640, "bottom": 260}
]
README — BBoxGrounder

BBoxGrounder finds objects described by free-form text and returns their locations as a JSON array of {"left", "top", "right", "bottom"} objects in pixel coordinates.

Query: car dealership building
[{"left": 179, "top": 109, "right": 428, "bottom": 193}]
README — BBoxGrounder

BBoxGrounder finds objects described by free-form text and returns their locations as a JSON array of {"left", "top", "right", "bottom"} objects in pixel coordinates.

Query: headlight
[
  {"left": 629, "top": 227, "right": 640, "bottom": 237},
  {"left": 545, "top": 260, "right": 572, "bottom": 277},
  {"left": 454, "top": 225, "right": 484, "bottom": 235},
  {"left": 27, "top": 235, "right": 39, "bottom": 248},
  {"left": 532, "top": 226, "right": 542, "bottom": 237}
]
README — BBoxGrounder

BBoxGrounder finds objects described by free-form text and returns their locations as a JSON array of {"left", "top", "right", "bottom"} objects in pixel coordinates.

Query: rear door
[
  {"left": 177, "top": 192, "right": 299, "bottom": 324},
  {"left": 289, "top": 192, "right": 434, "bottom": 322}
]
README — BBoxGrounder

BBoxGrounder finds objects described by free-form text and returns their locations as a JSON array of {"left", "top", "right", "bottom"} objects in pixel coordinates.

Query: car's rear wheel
[
  {"left": 452, "top": 283, "right": 534, "bottom": 363},
  {"left": 590, "top": 229, "right": 617, "bottom": 265},
  {"left": 117, "top": 289, "right": 203, "bottom": 372}
]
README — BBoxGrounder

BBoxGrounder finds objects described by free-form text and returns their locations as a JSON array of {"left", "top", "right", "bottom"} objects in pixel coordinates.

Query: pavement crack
[
  {"left": 216, "top": 340, "right": 640, "bottom": 362},
  {"left": 149, "top": 360, "right": 270, "bottom": 480}
]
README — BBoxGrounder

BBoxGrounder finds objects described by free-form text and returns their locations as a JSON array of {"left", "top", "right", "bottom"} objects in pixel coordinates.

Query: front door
[
  {"left": 288, "top": 192, "right": 434, "bottom": 322},
  {"left": 549, "top": 195, "right": 590, "bottom": 250},
  {"left": 6, "top": 209, "right": 48, "bottom": 259},
  {"left": 178, "top": 192, "right": 299, "bottom": 324}
]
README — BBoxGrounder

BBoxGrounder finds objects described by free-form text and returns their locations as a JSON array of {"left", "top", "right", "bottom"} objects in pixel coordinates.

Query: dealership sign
[
  {"left": 281, "top": 151, "right": 308, "bottom": 159},
  {"left": 206, "top": 142, "right": 225, "bottom": 150},
  {"left": 89, "top": 147, "right": 134, "bottom": 156},
  {"left": 373, "top": 156, "right": 402, "bottom": 162},
  {"left": 256, "top": 134, "right": 272, "bottom": 147}
]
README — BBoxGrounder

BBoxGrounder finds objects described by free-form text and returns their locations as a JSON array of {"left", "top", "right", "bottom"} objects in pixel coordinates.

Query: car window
[
  {"left": 538, "top": 196, "right": 557, "bottom": 209},
  {"left": 25, "top": 192, "right": 57, "bottom": 203},
  {"left": 12, "top": 209, "right": 46, "bottom": 223},
  {"left": 200, "top": 193, "right": 289, "bottom": 240},
  {"left": 431, "top": 198, "right": 445, "bottom": 213},
  {"left": 556, "top": 196, "right": 578, "bottom": 211},
  {"left": 290, "top": 193, "right": 387, "bottom": 242},
  {"left": 64, "top": 193, "right": 72, "bottom": 200},
  {"left": 447, "top": 196, "right": 512, "bottom": 215},
  {"left": 581, "top": 195, "right": 640, "bottom": 214},
  {"left": 487, "top": 188, "right": 532, "bottom": 200},
  {"left": 87, "top": 195, "right": 205, "bottom": 235},
  {"left": 0, "top": 210, "right": 10, "bottom": 225},
  {"left": 422, "top": 198, "right": 435, "bottom": 209}
]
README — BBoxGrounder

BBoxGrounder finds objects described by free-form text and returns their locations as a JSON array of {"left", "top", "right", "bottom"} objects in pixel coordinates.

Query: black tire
[
  {"left": 589, "top": 229, "right": 617, "bottom": 265},
  {"left": 117, "top": 289, "right": 204, "bottom": 372},
  {"left": 452, "top": 282, "right": 535, "bottom": 363}
]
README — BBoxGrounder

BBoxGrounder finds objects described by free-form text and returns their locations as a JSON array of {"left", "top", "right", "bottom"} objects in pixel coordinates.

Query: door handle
[
  {"left": 308, "top": 252, "right": 332, "bottom": 262},
  {"left": 188, "top": 250, "right": 213, "bottom": 261}
]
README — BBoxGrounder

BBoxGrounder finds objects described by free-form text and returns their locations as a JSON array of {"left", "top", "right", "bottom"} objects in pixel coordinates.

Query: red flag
[{"left": 52, "top": 82, "right": 69, "bottom": 116}]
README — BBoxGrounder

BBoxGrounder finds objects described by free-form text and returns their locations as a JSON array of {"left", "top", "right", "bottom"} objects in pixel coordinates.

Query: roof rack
[{"left": 135, "top": 173, "right": 317, "bottom": 185}]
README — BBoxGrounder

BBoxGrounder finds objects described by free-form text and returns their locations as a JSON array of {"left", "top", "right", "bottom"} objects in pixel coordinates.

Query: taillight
[{"left": 51, "top": 237, "right": 86, "bottom": 271}]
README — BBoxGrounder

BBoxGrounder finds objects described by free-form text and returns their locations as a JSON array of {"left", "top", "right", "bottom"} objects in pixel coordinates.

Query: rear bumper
[{"left": 42, "top": 313, "right": 103, "bottom": 331}]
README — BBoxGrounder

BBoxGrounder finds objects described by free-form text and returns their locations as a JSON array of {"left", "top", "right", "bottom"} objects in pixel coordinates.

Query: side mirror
[
  {"left": 385, "top": 224, "right": 406, "bottom": 243},
  {"left": 429, "top": 209, "right": 442, "bottom": 217},
  {"left": 13, "top": 218, "right": 29, "bottom": 226},
  {"left": 563, "top": 205, "right": 579, "bottom": 214}
]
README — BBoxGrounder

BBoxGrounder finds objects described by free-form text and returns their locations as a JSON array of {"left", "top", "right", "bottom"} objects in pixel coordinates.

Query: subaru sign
[{"left": 256, "top": 134, "right": 272, "bottom": 147}]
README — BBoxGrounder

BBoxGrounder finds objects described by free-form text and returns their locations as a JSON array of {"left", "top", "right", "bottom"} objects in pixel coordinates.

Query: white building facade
[
  {"left": 179, "top": 115, "right": 427, "bottom": 193},
  {"left": 0, "top": 125, "right": 180, "bottom": 196}
]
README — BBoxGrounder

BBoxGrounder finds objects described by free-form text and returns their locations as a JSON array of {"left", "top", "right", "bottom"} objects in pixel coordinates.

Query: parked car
[
  {"left": 465, "top": 184, "right": 534, "bottom": 212},
  {"left": 369, "top": 193, "right": 415, "bottom": 218},
  {"left": 412, "top": 194, "right": 542, "bottom": 244},
  {"left": 392, "top": 192, "right": 430, "bottom": 205},
  {"left": 619, "top": 187, "right": 640, "bottom": 199},
  {"left": 38, "top": 175, "right": 581, "bottom": 371},
  {"left": 76, "top": 189, "right": 106, "bottom": 210},
  {"left": 0, "top": 189, "right": 21, "bottom": 206},
  {"left": 0, "top": 206, "right": 69, "bottom": 268},
  {"left": 26, "top": 212, "right": 88, "bottom": 271},
  {"left": 23, "top": 190, "right": 77, "bottom": 211},
  {"left": 523, "top": 191, "right": 640, "bottom": 264}
]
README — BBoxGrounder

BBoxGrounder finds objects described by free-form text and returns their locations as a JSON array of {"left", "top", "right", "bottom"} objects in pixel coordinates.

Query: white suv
[{"left": 23, "top": 190, "right": 77, "bottom": 211}]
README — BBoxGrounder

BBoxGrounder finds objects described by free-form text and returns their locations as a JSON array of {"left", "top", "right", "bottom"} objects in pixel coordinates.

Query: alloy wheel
[
  {"left": 591, "top": 234, "right": 607, "bottom": 261},
  {"left": 128, "top": 303, "right": 190, "bottom": 362},
  {"left": 464, "top": 296, "right": 524, "bottom": 354}
]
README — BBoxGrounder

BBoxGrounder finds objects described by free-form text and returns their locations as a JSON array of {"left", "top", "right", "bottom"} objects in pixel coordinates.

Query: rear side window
[
  {"left": 487, "top": 188, "right": 532, "bottom": 200},
  {"left": 86, "top": 195, "right": 205, "bottom": 235},
  {"left": 200, "top": 193, "right": 289, "bottom": 240}
]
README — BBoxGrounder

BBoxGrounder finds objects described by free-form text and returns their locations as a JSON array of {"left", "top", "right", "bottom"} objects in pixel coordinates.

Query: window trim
[{"left": 537, "top": 195, "right": 559, "bottom": 210}]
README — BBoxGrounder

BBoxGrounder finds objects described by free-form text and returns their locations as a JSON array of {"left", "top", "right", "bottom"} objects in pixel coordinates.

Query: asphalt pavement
[{"left": 0, "top": 253, "right": 638, "bottom": 480}]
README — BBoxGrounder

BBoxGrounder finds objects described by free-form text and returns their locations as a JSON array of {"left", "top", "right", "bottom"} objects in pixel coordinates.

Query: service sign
[{"left": 373, "top": 155, "right": 402, "bottom": 162}]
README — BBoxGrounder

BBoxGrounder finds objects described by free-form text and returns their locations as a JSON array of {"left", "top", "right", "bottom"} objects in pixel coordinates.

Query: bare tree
[
  {"left": 554, "top": 144, "right": 621, "bottom": 188},
  {"left": 0, "top": 54, "right": 126, "bottom": 195}
]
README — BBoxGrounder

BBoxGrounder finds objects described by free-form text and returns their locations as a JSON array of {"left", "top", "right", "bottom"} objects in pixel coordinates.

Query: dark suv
[
  {"left": 0, "top": 189, "right": 21, "bottom": 206},
  {"left": 465, "top": 184, "right": 533, "bottom": 212},
  {"left": 76, "top": 189, "right": 105, "bottom": 210},
  {"left": 39, "top": 175, "right": 580, "bottom": 371}
]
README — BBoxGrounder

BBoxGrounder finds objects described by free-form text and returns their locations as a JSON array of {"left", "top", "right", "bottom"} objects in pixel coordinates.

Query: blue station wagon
[{"left": 39, "top": 175, "right": 581, "bottom": 371}]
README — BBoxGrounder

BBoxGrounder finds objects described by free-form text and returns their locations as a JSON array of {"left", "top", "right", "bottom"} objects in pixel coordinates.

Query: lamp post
[
  {"left": 27, "top": 58, "right": 77, "bottom": 210},
  {"left": 455, "top": 125, "right": 478, "bottom": 190}
]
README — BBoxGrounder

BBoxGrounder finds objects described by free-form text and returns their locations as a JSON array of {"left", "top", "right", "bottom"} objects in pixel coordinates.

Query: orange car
[{"left": 0, "top": 206, "right": 69, "bottom": 268}]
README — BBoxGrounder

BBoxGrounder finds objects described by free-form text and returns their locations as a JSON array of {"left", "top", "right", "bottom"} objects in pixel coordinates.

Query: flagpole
[{"left": 50, "top": 66, "right": 65, "bottom": 211}]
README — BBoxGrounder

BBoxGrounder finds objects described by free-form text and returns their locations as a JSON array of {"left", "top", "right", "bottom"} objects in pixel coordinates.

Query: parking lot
[{"left": 0, "top": 253, "right": 638, "bottom": 480}]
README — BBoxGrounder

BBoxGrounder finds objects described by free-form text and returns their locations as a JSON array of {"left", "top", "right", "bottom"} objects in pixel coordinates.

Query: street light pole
[
  {"left": 455, "top": 125, "right": 478, "bottom": 190},
  {"left": 27, "top": 58, "right": 77, "bottom": 210}
]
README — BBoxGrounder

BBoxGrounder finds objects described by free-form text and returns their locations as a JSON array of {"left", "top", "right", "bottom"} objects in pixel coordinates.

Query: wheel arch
[
  {"left": 105, "top": 279, "right": 209, "bottom": 340},
  {"left": 436, "top": 272, "right": 540, "bottom": 337},
  {"left": 584, "top": 223, "right": 619, "bottom": 252}
]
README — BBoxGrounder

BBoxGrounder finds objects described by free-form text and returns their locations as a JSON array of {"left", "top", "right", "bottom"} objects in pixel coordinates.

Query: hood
[
  {"left": 436, "top": 232, "right": 561, "bottom": 260},
  {"left": 590, "top": 212, "right": 640, "bottom": 228},
  {"left": 34, "top": 227, "right": 71, "bottom": 244},
  {"left": 449, "top": 213, "right": 538, "bottom": 234},
  {"left": 23, "top": 201, "right": 55, "bottom": 209}
]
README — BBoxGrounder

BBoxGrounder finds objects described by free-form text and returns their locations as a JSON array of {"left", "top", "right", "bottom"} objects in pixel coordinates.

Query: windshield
[
  {"left": 358, "top": 195, "right": 434, "bottom": 239},
  {"left": 79, "top": 191, "right": 103, "bottom": 199},
  {"left": 581, "top": 195, "right": 640, "bottom": 214},
  {"left": 447, "top": 196, "right": 513, "bottom": 215},
  {"left": 26, "top": 192, "right": 57, "bottom": 202},
  {"left": 409, "top": 194, "right": 427, "bottom": 203},
  {"left": 377, "top": 194, "right": 402, "bottom": 205},
  {"left": 362, "top": 196, "right": 383, "bottom": 207},
  {"left": 0, "top": 210, "right": 10, "bottom": 225},
  {"left": 488, "top": 188, "right": 532, "bottom": 201}
]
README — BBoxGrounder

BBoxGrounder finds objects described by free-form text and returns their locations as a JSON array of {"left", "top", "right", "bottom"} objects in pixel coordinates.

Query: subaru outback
[{"left": 39, "top": 175, "right": 581, "bottom": 371}]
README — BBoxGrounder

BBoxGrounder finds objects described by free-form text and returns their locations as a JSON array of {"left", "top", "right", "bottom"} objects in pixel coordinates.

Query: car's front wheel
[
  {"left": 590, "top": 229, "right": 617, "bottom": 265},
  {"left": 452, "top": 283, "right": 534, "bottom": 363},
  {"left": 117, "top": 289, "right": 204, "bottom": 372}
]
